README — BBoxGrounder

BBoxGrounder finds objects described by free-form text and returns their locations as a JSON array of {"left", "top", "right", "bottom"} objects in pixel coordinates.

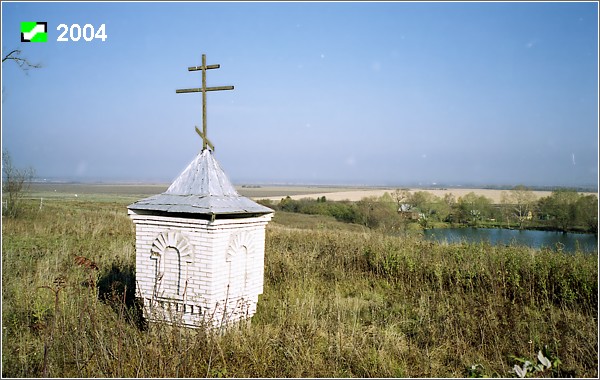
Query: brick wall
[{"left": 129, "top": 210, "right": 272, "bottom": 328}]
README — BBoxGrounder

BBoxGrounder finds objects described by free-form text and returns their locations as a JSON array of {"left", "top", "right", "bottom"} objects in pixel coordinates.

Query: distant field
[
  {"left": 238, "top": 186, "right": 596, "bottom": 204},
  {"left": 257, "top": 187, "right": 563, "bottom": 204},
  {"left": 26, "top": 183, "right": 365, "bottom": 203},
  {"left": 26, "top": 183, "right": 594, "bottom": 204},
  {"left": 237, "top": 185, "right": 372, "bottom": 198},
  {"left": 27, "top": 183, "right": 170, "bottom": 203},
  {"left": 29, "top": 183, "right": 168, "bottom": 196}
]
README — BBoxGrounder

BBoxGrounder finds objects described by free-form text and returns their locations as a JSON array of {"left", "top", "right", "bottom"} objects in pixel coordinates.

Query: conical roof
[
  {"left": 165, "top": 149, "right": 240, "bottom": 196},
  {"left": 128, "top": 149, "right": 273, "bottom": 217}
]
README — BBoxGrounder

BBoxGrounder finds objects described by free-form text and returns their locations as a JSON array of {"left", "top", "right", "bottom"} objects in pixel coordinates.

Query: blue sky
[{"left": 2, "top": 1, "right": 598, "bottom": 188}]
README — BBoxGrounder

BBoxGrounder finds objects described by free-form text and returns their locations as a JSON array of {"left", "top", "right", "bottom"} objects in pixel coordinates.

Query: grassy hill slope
[{"left": 2, "top": 200, "right": 597, "bottom": 377}]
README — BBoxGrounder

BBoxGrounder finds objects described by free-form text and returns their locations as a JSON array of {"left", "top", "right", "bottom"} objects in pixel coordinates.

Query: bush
[
  {"left": 273, "top": 195, "right": 406, "bottom": 232},
  {"left": 2, "top": 149, "right": 35, "bottom": 218}
]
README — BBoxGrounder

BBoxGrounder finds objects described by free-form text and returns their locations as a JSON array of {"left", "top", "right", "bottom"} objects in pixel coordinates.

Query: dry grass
[{"left": 2, "top": 198, "right": 597, "bottom": 377}]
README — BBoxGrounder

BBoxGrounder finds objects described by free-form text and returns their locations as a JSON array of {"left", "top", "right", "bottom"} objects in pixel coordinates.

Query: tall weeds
[{"left": 2, "top": 201, "right": 597, "bottom": 377}]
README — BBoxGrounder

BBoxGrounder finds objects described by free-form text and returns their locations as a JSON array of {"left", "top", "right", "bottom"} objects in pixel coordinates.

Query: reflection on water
[{"left": 423, "top": 228, "right": 598, "bottom": 254}]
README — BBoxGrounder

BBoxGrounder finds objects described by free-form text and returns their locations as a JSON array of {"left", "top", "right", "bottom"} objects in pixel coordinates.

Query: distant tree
[
  {"left": 457, "top": 192, "right": 492, "bottom": 226},
  {"left": 538, "top": 189, "right": 580, "bottom": 232},
  {"left": 355, "top": 196, "right": 377, "bottom": 228},
  {"left": 500, "top": 185, "right": 538, "bottom": 229},
  {"left": 2, "top": 150, "right": 35, "bottom": 217},
  {"left": 279, "top": 196, "right": 299, "bottom": 212},
  {"left": 409, "top": 191, "right": 437, "bottom": 216},
  {"left": 326, "top": 201, "right": 358, "bottom": 224},
  {"left": 356, "top": 195, "right": 400, "bottom": 231},
  {"left": 442, "top": 193, "right": 457, "bottom": 223},
  {"left": 391, "top": 188, "right": 411, "bottom": 209},
  {"left": 379, "top": 192, "right": 396, "bottom": 207},
  {"left": 575, "top": 194, "right": 598, "bottom": 234}
]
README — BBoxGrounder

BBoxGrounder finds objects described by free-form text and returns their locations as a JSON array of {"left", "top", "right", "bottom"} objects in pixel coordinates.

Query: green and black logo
[{"left": 21, "top": 22, "right": 48, "bottom": 42}]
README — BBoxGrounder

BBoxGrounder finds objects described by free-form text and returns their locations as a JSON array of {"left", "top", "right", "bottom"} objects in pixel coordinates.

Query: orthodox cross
[{"left": 176, "top": 54, "right": 234, "bottom": 151}]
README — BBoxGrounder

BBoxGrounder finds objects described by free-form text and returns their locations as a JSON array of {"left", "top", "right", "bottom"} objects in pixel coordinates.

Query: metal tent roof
[{"left": 128, "top": 149, "right": 273, "bottom": 216}]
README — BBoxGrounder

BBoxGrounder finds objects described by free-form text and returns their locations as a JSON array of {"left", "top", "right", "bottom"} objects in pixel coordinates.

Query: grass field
[{"left": 2, "top": 190, "right": 598, "bottom": 377}]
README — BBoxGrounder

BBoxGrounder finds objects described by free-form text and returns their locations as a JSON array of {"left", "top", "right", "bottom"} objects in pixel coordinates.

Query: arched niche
[{"left": 150, "top": 230, "right": 193, "bottom": 299}]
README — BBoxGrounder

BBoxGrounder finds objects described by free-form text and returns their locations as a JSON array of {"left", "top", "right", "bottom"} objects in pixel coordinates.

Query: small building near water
[
  {"left": 398, "top": 203, "right": 421, "bottom": 220},
  {"left": 127, "top": 149, "right": 273, "bottom": 328}
]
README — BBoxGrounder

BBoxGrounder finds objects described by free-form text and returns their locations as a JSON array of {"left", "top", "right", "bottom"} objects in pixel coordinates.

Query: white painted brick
[{"left": 130, "top": 209, "right": 271, "bottom": 328}]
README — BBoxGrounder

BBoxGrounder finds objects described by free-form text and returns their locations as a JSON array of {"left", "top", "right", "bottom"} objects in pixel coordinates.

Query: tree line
[{"left": 259, "top": 187, "right": 598, "bottom": 234}]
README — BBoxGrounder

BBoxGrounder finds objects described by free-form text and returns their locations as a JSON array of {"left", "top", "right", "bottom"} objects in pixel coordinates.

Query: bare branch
[
  {"left": 2, "top": 49, "right": 42, "bottom": 71},
  {"left": 2, "top": 49, "right": 20, "bottom": 62},
  {"left": 2, "top": 149, "right": 36, "bottom": 217}
]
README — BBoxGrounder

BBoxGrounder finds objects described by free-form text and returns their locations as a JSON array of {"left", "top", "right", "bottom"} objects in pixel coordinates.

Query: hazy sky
[{"left": 2, "top": 1, "right": 598, "bottom": 188}]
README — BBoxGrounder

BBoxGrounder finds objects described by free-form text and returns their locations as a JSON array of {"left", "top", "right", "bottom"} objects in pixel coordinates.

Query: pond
[{"left": 422, "top": 227, "right": 598, "bottom": 254}]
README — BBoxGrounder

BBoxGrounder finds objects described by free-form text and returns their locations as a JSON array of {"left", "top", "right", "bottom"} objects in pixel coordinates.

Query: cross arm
[
  {"left": 188, "top": 64, "right": 220, "bottom": 71},
  {"left": 175, "top": 85, "right": 234, "bottom": 94}
]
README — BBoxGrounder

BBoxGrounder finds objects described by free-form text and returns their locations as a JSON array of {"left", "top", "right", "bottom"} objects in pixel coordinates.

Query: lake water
[{"left": 422, "top": 228, "right": 598, "bottom": 254}]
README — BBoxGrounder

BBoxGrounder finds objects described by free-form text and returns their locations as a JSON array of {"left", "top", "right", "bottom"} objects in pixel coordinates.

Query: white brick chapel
[
  {"left": 128, "top": 149, "right": 273, "bottom": 328},
  {"left": 127, "top": 54, "right": 273, "bottom": 328}
]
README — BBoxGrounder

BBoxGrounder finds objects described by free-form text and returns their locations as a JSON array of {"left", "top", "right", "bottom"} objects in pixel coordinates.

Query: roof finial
[{"left": 176, "top": 54, "right": 234, "bottom": 152}]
